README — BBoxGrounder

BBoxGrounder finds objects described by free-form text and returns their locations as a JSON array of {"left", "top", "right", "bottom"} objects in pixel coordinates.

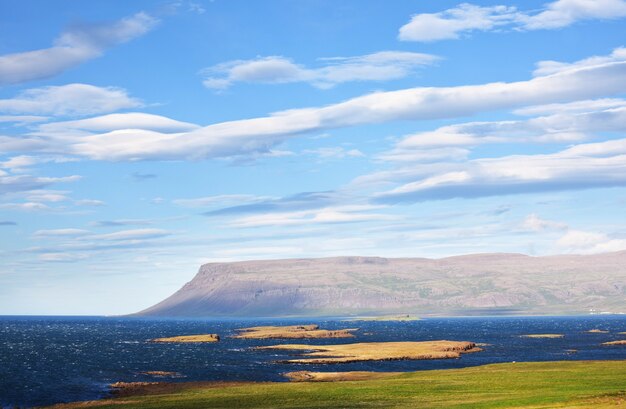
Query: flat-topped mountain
[{"left": 135, "top": 252, "right": 626, "bottom": 317}]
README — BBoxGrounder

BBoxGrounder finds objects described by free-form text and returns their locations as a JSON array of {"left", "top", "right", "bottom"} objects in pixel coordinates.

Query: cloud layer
[
  {"left": 4, "top": 48, "right": 625, "bottom": 161},
  {"left": 202, "top": 51, "right": 438, "bottom": 90}
]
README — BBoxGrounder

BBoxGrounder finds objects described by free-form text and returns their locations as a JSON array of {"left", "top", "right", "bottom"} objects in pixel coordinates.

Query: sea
[{"left": 1, "top": 315, "right": 626, "bottom": 408}]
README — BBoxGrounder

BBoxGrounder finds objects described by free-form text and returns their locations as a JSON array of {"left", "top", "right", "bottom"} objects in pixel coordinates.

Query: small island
[
  {"left": 151, "top": 334, "right": 220, "bottom": 343},
  {"left": 258, "top": 340, "right": 480, "bottom": 364},
  {"left": 602, "top": 340, "right": 626, "bottom": 346},
  {"left": 141, "top": 371, "right": 183, "bottom": 377},
  {"left": 521, "top": 334, "right": 564, "bottom": 338},
  {"left": 232, "top": 325, "right": 357, "bottom": 339},
  {"left": 586, "top": 329, "right": 609, "bottom": 334}
]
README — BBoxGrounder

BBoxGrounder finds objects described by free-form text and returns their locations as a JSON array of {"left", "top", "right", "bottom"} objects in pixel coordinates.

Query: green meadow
[{"left": 54, "top": 360, "right": 626, "bottom": 409}]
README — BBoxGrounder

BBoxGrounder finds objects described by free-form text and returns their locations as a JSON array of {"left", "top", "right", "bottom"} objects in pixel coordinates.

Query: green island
[{"left": 48, "top": 360, "right": 626, "bottom": 408}]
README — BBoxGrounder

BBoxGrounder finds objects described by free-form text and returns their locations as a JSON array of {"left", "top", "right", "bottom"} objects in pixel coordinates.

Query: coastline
[{"left": 44, "top": 360, "right": 626, "bottom": 408}]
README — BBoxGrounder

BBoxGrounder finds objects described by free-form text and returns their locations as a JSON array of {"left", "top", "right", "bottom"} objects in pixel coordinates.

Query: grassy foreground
[{"left": 52, "top": 360, "right": 626, "bottom": 409}]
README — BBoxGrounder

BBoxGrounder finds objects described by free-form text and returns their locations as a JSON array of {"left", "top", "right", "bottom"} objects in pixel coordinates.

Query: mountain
[{"left": 134, "top": 252, "right": 626, "bottom": 317}]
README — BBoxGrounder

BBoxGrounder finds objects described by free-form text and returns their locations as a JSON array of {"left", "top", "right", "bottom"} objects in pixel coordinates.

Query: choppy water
[{"left": 1, "top": 315, "right": 625, "bottom": 408}]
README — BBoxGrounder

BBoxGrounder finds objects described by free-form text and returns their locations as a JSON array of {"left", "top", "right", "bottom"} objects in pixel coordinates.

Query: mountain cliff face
[{"left": 135, "top": 252, "right": 626, "bottom": 317}]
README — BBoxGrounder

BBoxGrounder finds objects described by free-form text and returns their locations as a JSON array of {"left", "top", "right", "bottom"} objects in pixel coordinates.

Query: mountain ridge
[{"left": 135, "top": 251, "right": 626, "bottom": 317}]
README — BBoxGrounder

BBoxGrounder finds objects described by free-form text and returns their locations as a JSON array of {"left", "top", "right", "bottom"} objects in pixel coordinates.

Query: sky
[{"left": 1, "top": 0, "right": 625, "bottom": 315}]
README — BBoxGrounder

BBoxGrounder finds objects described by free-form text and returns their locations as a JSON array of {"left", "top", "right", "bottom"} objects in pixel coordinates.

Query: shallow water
[{"left": 1, "top": 315, "right": 625, "bottom": 408}]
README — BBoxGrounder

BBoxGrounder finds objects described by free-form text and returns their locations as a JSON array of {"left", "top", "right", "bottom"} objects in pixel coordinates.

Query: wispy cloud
[
  {"left": 204, "top": 191, "right": 338, "bottom": 216},
  {"left": 381, "top": 98, "right": 626, "bottom": 162},
  {"left": 0, "top": 174, "right": 80, "bottom": 196},
  {"left": 399, "top": 0, "right": 626, "bottom": 42},
  {"left": 520, "top": 213, "right": 626, "bottom": 254},
  {"left": 91, "top": 228, "right": 172, "bottom": 241},
  {"left": 303, "top": 147, "right": 365, "bottom": 159},
  {"left": 399, "top": 4, "right": 520, "bottom": 42},
  {"left": 0, "top": 84, "right": 142, "bottom": 117},
  {"left": 374, "top": 137, "right": 626, "bottom": 203},
  {"left": 202, "top": 51, "right": 438, "bottom": 90},
  {"left": 90, "top": 219, "right": 155, "bottom": 227},
  {"left": 0, "top": 12, "right": 159, "bottom": 85},
  {"left": 131, "top": 172, "right": 157, "bottom": 181},
  {"left": 33, "top": 229, "right": 90, "bottom": 238},
  {"left": 229, "top": 205, "right": 397, "bottom": 228},
  {"left": 174, "top": 194, "right": 274, "bottom": 208}
]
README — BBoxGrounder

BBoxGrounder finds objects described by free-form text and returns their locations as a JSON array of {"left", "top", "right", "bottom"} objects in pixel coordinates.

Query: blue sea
[{"left": 1, "top": 315, "right": 625, "bottom": 408}]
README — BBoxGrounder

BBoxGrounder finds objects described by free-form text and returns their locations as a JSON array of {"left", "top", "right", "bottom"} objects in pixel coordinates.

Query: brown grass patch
[
  {"left": 258, "top": 340, "right": 481, "bottom": 364},
  {"left": 232, "top": 325, "right": 356, "bottom": 339}
]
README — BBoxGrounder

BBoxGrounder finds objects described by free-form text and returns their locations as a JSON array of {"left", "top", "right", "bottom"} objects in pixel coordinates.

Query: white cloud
[
  {"left": 513, "top": 98, "right": 626, "bottom": 116},
  {"left": 524, "top": 0, "right": 626, "bottom": 30},
  {"left": 399, "top": 4, "right": 519, "bottom": 42},
  {"left": 202, "top": 51, "right": 438, "bottom": 90},
  {"left": 0, "top": 202, "right": 52, "bottom": 211},
  {"left": 1, "top": 155, "right": 40, "bottom": 170},
  {"left": 557, "top": 229, "right": 626, "bottom": 253},
  {"left": 375, "top": 137, "right": 626, "bottom": 203},
  {"left": 92, "top": 228, "right": 172, "bottom": 241},
  {"left": 522, "top": 213, "right": 568, "bottom": 231},
  {"left": 378, "top": 147, "right": 470, "bottom": 163},
  {"left": 385, "top": 101, "right": 626, "bottom": 157},
  {"left": 0, "top": 12, "right": 158, "bottom": 85},
  {"left": 173, "top": 194, "right": 274, "bottom": 208},
  {"left": 399, "top": 0, "right": 626, "bottom": 42},
  {"left": 37, "top": 112, "right": 199, "bottom": 136},
  {"left": 34, "top": 229, "right": 90, "bottom": 238},
  {"left": 0, "top": 174, "right": 80, "bottom": 196},
  {"left": 24, "top": 190, "right": 70, "bottom": 203},
  {"left": 0, "top": 155, "right": 78, "bottom": 173},
  {"left": 533, "top": 47, "right": 626, "bottom": 77},
  {"left": 230, "top": 205, "right": 396, "bottom": 228},
  {"left": 75, "top": 199, "right": 105, "bottom": 206},
  {"left": 38, "top": 253, "right": 88, "bottom": 262},
  {"left": 90, "top": 219, "right": 155, "bottom": 227},
  {"left": 0, "top": 84, "right": 142, "bottom": 117},
  {"left": 303, "top": 147, "right": 365, "bottom": 159},
  {"left": 0, "top": 115, "right": 49, "bottom": 123}
]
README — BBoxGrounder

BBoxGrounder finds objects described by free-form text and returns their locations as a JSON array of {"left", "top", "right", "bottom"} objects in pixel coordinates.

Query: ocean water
[{"left": 1, "top": 315, "right": 625, "bottom": 408}]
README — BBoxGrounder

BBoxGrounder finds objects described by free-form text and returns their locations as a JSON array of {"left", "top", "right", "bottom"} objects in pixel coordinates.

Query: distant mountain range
[{"left": 135, "top": 252, "right": 626, "bottom": 317}]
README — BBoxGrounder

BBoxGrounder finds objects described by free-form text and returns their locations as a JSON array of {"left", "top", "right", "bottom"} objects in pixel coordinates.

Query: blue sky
[{"left": 1, "top": 0, "right": 626, "bottom": 315}]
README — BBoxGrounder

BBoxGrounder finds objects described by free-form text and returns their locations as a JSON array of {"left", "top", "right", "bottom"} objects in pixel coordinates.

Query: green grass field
[{"left": 55, "top": 360, "right": 626, "bottom": 409}]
